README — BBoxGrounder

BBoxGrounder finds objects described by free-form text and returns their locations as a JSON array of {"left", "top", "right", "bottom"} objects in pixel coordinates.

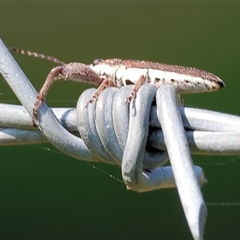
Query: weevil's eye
[{"left": 92, "top": 58, "right": 103, "bottom": 66}]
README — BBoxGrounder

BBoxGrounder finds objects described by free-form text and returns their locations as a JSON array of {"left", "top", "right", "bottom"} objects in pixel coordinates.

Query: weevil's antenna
[{"left": 9, "top": 47, "right": 65, "bottom": 65}]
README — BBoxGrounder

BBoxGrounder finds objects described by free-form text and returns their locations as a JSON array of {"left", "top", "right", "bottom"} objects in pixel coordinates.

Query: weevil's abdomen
[
  {"left": 147, "top": 68, "right": 225, "bottom": 93},
  {"left": 114, "top": 67, "right": 224, "bottom": 93}
]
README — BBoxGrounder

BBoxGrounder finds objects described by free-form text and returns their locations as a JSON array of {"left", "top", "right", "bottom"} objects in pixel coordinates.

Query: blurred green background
[{"left": 1, "top": 2, "right": 240, "bottom": 239}]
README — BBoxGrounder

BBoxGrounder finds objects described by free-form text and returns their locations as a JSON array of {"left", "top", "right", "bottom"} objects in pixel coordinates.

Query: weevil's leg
[
  {"left": 127, "top": 75, "right": 146, "bottom": 102},
  {"left": 177, "top": 94, "right": 184, "bottom": 105},
  {"left": 85, "top": 78, "right": 117, "bottom": 107},
  {"left": 33, "top": 66, "right": 63, "bottom": 125}
]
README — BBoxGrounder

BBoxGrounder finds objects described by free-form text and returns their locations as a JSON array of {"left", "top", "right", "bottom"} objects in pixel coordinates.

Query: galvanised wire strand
[
  {"left": 1, "top": 102, "right": 240, "bottom": 154},
  {"left": 1, "top": 103, "right": 240, "bottom": 133},
  {"left": 157, "top": 86, "right": 206, "bottom": 240},
  {"left": 1, "top": 103, "right": 240, "bottom": 153}
]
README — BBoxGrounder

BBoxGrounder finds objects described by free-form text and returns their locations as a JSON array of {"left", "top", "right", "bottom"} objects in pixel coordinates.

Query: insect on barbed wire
[{"left": 10, "top": 47, "right": 225, "bottom": 126}]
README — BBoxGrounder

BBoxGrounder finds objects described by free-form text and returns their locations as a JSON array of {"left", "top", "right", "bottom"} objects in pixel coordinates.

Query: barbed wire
[{"left": 1, "top": 38, "right": 239, "bottom": 240}]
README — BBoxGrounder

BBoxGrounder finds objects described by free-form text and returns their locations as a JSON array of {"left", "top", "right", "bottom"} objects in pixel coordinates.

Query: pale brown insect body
[
  {"left": 90, "top": 58, "right": 224, "bottom": 93},
  {"left": 10, "top": 48, "right": 225, "bottom": 125}
]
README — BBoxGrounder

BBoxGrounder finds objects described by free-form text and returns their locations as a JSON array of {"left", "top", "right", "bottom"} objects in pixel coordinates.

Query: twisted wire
[{"left": 2, "top": 37, "right": 240, "bottom": 239}]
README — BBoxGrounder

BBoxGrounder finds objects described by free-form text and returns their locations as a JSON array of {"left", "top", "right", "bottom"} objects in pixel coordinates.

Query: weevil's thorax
[
  {"left": 90, "top": 58, "right": 150, "bottom": 87},
  {"left": 89, "top": 59, "right": 120, "bottom": 85}
]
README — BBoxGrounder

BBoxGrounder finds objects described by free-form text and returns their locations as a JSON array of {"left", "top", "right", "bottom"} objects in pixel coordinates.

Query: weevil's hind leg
[
  {"left": 127, "top": 75, "right": 146, "bottom": 103},
  {"left": 33, "top": 66, "right": 63, "bottom": 126},
  {"left": 85, "top": 78, "right": 117, "bottom": 107}
]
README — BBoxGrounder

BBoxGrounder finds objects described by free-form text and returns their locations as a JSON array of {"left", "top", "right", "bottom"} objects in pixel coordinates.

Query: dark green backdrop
[{"left": 1, "top": 2, "right": 240, "bottom": 239}]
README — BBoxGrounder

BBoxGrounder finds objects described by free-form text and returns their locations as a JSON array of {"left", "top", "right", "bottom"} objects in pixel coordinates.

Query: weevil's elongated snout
[{"left": 61, "top": 62, "right": 102, "bottom": 85}]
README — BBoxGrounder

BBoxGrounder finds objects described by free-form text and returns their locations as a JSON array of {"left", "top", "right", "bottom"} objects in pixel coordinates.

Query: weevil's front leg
[
  {"left": 85, "top": 78, "right": 117, "bottom": 107},
  {"left": 33, "top": 66, "right": 63, "bottom": 125},
  {"left": 127, "top": 75, "right": 146, "bottom": 102}
]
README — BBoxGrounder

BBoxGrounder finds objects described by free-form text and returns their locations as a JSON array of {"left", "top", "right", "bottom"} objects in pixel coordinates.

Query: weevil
[{"left": 10, "top": 48, "right": 225, "bottom": 125}]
